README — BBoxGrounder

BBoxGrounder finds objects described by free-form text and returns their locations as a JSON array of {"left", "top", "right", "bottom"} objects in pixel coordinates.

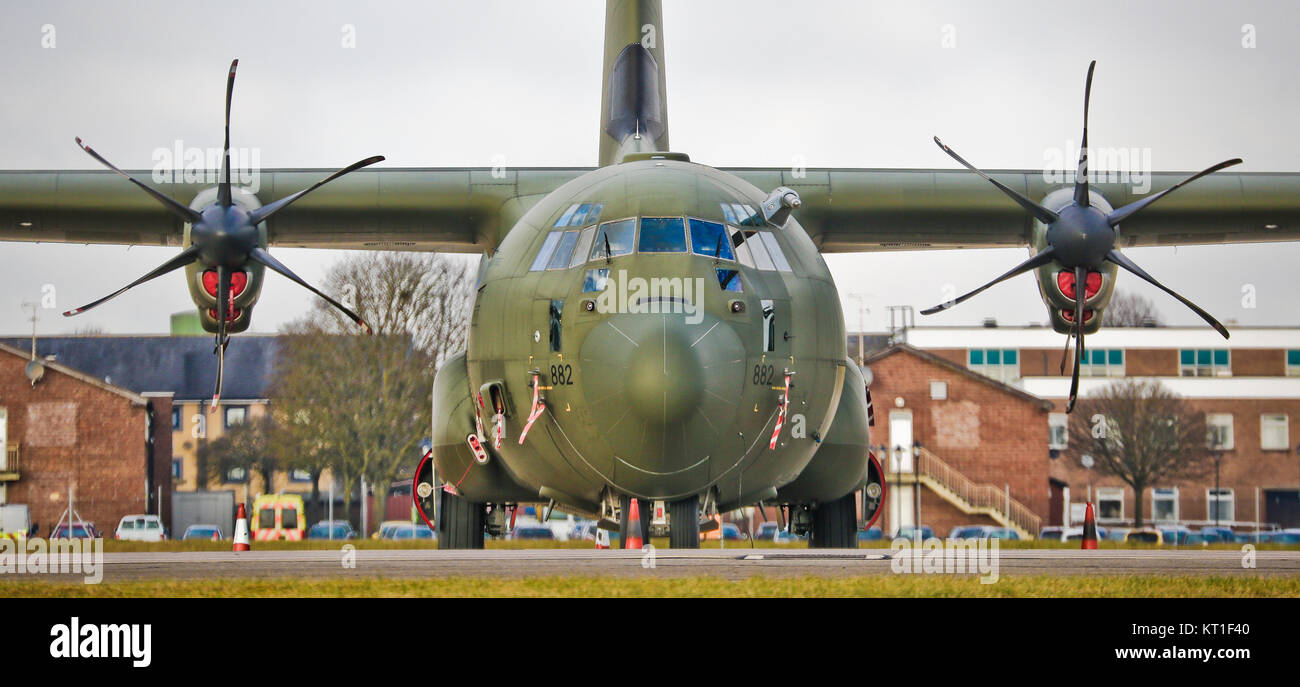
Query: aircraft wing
[
  {"left": 725, "top": 168, "right": 1300, "bottom": 252},
  {"left": 4, "top": 167, "right": 1299, "bottom": 253},
  {"left": 0, "top": 168, "right": 586, "bottom": 252}
]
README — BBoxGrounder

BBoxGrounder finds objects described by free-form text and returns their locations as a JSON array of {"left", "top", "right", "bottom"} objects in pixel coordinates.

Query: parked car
[
  {"left": 1038, "top": 526, "right": 1065, "bottom": 541},
  {"left": 986, "top": 528, "right": 1020, "bottom": 540},
  {"left": 510, "top": 526, "right": 555, "bottom": 540},
  {"left": 1272, "top": 529, "right": 1300, "bottom": 545},
  {"left": 1200, "top": 526, "right": 1235, "bottom": 543},
  {"left": 893, "top": 525, "right": 935, "bottom": 541},
  {"left": 1105, "top": 528, "right": 1130, "bottom": 542},
  {"left": 380, "top": 523, "right": 434, "bottom": 540},
  {"left": 858, "top": 526, "right": 884, "bottom": 541},
  {"left": 374, "top": 520, "right": 411, "bottom": 540},
  {"left": 1121, "top": 528, "right": 1163, "bottom": 544},
  {"left": 181, "top": 524, "right": 224, "bottom": 541},
  {"left": 948, "top": 525, "right": 993, "bottom": 540},
  {"left": 114, "top": 514, "right": 166, "bottom": 541},
  {"left": 755, "top": 522, "right": 781, "bottom": 540},
  {"left": 51, "top": 522, "right": 99, "bottom": 539},
  {"left": 307, "top": 520, "right": 358, "bottom": 540},
  {"left": 772, "top": 530, "right": 805, "bottom": 544}
]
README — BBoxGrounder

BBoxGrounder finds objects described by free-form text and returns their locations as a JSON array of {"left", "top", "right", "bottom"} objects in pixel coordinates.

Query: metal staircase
[{"left": 890, "top": 447, "right": 1041, "bottom": 539}]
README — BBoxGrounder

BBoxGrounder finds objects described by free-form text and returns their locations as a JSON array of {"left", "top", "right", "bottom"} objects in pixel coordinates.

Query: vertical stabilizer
[{"left": 598, "top": 0, "right": 670, "bottom": 166}]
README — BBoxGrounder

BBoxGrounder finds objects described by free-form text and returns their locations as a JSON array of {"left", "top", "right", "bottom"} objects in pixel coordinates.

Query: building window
[
  {"left": 1206, "top": 413, "right": 1234, "bottom": 450},
  {"left": 1288, "top": 350, "right": 1300, "bottom": 376},
  {"left": 1179, "top": 349, "right": 1230, "bottom": 377},
  {"left": 1079, "top": 349, "right": 1124, "bottom": 377},
  {"left": 290, "top": 469, "right": 313, "bottom": 483},
  {"left": 1260, "top": 414, "right": 1289, "bottom": 450},
  {"left": 1207, "top": 488, "right": 1234, "bottom": 523},
  {"left": 1048, "top": 413, "right": 1069, "bottom": 450},
  {"left": 225, "top": 467, "right": 248, "bottom": 484},
  {"left": 224, "top": 406, "right": 247, "bottom": 428},
  {"left": 172, "top": 458, "right": 183, "bottom": 480},
  {"left": 929, "top": 381, "right": 947, "bottom": 400},
  {"left": 1097, "top": 488, "right": 1124, "bottom": 521},
  {"left": 967, "top": 348, "right": 1019, "bottom": 384},
  {"left": 1152, "top": 487, "right": 1178, "bottom": 522},
  {"left": 171, "top": 407, "right": 181, "bottom": 430}
]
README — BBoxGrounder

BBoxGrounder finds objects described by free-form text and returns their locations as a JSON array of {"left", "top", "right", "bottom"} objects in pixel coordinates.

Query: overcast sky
[{"left": 2, "top": 0, "right": 1298, "bottom": 337}]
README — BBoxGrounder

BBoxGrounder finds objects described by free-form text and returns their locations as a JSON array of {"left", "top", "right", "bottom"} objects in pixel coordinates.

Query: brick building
[
  {"left": 887, "top": 325, "right": 1300, "bottom": 532},
  {"left": 0, "top": 342, "right": 171, "bottom": 536},
  {"left": 861, "top": 344, "right": 1052, "bottom": 538}
]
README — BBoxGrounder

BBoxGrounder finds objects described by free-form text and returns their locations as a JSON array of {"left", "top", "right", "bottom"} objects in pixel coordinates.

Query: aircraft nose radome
[
  {"left": 579, "top": 311, "right": 746, "bottom": 478},
  {"left": 625, "top": 318, "right": 702, "bottom": 423}
]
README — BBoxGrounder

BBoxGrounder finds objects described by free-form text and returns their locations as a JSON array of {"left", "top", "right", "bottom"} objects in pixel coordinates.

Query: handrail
[{"left": 914, "top": 447, "right": 1041, "bottom": 536}]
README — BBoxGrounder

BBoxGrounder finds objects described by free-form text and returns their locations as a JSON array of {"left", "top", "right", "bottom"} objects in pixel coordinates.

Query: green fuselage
[{"left": 448, "top": 158, "right": 861, "bottom": 510}]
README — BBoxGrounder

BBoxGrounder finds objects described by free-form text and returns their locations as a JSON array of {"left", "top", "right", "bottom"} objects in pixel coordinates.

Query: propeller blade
[
  {"left": 218, "top": 59, "right": 238, "bottom": 207},
  {"left": 1106, "top": 158, "right": 1243, "bottom": 227},
  {"left": 212, "top": 265, "right": 231, "bottom": 406},
  {"left": 75, "top": 137, "right": 202, "bottom": 224},
  {"left": 1072, "top": 61, "right": 1096, "bottom": 207},
  {"left": 248, "top": 247, "right": 371, "bottom": 333},
  {"left": 247, "top": 155, "right": 385, "bottom": 225},
  {"left": 933, "top": 137, "right": 1060, "bottom": 225},
  {"left": 62, "top": 245, "right": 201, "bottom": 316},
  {"left": 921, "top": 247, "right": 1057, "bottom": 315},
  {"left": 1065, "top": 267, "right": 1086, "bottom": 412},
  {"left": 1105, "top": 249, "right": 1230, "bottom": 338}
]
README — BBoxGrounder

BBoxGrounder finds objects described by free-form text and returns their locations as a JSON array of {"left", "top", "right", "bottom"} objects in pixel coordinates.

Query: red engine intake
[{"left": 1056, "top": 270, "right": 1102, "bottom": 300}]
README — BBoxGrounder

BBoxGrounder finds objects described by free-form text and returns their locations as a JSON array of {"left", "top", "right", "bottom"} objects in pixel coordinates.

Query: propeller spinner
[
  {"left": 65, "top": 59, "right": 379, "bottom": 407},
  {"left": 922, "top": 60, "right": 1237, "bottom": 412}
]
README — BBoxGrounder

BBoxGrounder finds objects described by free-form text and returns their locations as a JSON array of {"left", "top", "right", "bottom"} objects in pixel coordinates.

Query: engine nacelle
[
  {"left": 1032, "top": 188, "right": 1119, "bottom": 335},
  {"left": 182, "top": 186, "right": 266, "bottom": 333}
]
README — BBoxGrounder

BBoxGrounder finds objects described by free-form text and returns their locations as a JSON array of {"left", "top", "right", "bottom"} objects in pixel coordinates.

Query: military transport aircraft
[{"left": 3, "top": 0, "right": 1299, "bottom": 548}]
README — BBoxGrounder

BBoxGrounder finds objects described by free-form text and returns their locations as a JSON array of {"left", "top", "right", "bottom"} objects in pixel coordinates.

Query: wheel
[
  {"left": 438, "top": 489, "right": 485, "bottom": 549},
  {"left": 669, "top": 495, "right": 701, "bottom": 549},
  {"left": 617, "top": 494, "right": 653, "bottom": 549},
  {"left": 810, "top": 492, "right": 858, "bottom": 548}
]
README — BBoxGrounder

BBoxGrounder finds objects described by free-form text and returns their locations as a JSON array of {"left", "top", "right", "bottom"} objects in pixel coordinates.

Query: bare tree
[
  {"left": 198, "top": 415, "right": 281, "bottom": 492},
  {"left": 1067, "top": 379, "right": 1209, "bottom": 528},
  {"left": 1102, "top": 291, "right": 1162, "bottom": 327},
  {"left": 270, "top": 252, "right": 474, "bottom": 533}
]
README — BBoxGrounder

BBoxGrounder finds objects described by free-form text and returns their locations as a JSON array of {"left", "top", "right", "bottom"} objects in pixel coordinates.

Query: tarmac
[{"left": 13, "top": 547, "right": 1300, "bottom": 582}]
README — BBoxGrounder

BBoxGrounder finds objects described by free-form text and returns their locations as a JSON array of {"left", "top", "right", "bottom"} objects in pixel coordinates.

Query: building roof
[
  {"left": 863, "top": 343, "right": 1055, "bottom": 411},
  {"left": 0, "top": 341, "right": 147, "bottom": 406},
  {"left": 902, "top": 325, "right": 1300, "bottom": 350},
  {"left": 0, "top": 335, "right": 279, "bottom": 401}
]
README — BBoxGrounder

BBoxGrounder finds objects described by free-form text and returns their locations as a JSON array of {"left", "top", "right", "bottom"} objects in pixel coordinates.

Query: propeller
[
  {"left": 64, "top": 58, "right": 380, "bottom": 406},
  {"left": 921, "top": 60, "right": 1238, "bottom": 412}
]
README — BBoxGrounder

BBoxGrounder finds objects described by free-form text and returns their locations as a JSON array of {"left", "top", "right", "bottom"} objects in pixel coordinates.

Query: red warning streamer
[
  {"left": 519, "top": 372, "right": 546, "bottom": 444},
  {"left": 769, "top": 373, "right": 791, "bottom": 449},
  {"left": 474, "top": 392, "right": 486, "bottom": 440}
]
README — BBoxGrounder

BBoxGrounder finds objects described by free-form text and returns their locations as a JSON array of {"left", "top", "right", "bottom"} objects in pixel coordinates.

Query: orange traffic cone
[
  {"left": 624, "top": 498, "right": 644, "bottom": 550},
  {"left": 233, "top": 503, "right": 251, "bottom": 552},
  {"left": 594, "top": 528, "right": 610, "bottom": 549},
  {"left": 1081, "top": 502, "right": 1099, "bottom": 550}
]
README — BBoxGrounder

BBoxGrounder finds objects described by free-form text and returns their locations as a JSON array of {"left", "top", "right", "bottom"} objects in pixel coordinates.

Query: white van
[{"left": 115, "top": 514, "right": 166, "bottom": 541}]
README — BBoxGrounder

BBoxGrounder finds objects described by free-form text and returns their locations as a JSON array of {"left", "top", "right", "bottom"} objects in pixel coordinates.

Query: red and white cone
[
  {"left": 594, "top": 528, "right": 610, "bottom": 549},
  {"left": 624, "top": 498, "right": 644, "bottom": 550},
  {"left": 233, "top": 503, "right": 251, "bottom": 552},
  {"left": 1081, "top": 501, "right": 1099, "bottom": 550}
]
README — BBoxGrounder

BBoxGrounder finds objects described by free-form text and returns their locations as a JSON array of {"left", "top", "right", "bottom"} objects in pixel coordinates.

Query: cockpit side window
[
  {"left": 546, "top": 230, "right": 580, "bottom": 270},
  {"left": 689, "top": 219, "right": 735, "bottom": 260},
  {"left": 638, "top": 217, "right": 688, "bottom": 253},
  {"left": 759, "top": 232, "right": 793, "bottom": 272},
  {"left": 555, "top": 202, "right": 604, "bottom": 227},
  {"left": 529, "top": 232, "right": 563, "bottom": 272},
  {"left": 727, "top": 226, "right": 755, "bottom": 268},
  {"left": 744, "top": 230, "right": 776, "bottom": 270},
  {"left": 588, "top": 219, "right": 636, "bottom": 261},
  {"left": 716, "top": 268, "right": 743, "bottom": 292},
  {"left": 570, "top": 226, "right": 597, "bottom": 268}
]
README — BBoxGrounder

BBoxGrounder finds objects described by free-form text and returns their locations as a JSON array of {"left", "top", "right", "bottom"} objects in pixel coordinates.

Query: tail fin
[{"left": 599, "top": 0, "right": 670, "bottom": 166}]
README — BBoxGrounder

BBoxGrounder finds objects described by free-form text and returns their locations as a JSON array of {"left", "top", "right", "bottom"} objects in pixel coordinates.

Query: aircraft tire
[
  {"left": 668, "top": 495, "right": 701, "bottom": 549},
  {"left": 810, "top": 492, "right": 859, "bottom": 548},
  {"left": 437, "top": 489, "right": 485, "bottom": 549}
]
